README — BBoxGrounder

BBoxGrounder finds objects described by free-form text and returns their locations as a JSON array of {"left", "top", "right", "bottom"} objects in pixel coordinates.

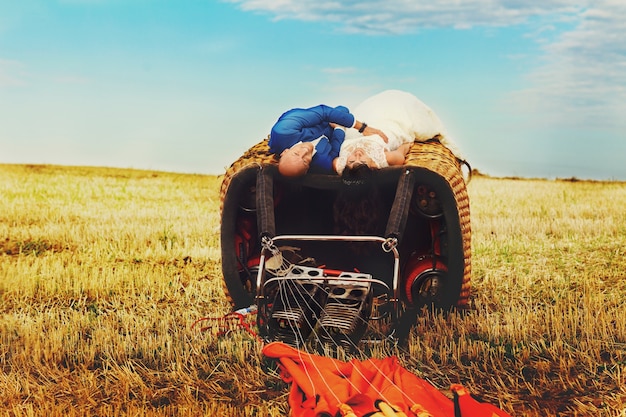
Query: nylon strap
[
  {"left": 256, "top": 166, "right": 276, "bottom": 239},
  {"left": 384, "top": 169, "right": 416, "bottom": 243}
]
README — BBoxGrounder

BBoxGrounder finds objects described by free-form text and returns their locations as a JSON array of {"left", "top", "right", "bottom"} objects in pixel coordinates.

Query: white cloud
[
  {"left": 509, "top": 0, "right": 626, "bottom": 129},
  {"left": 225, "top": 0, "right": 585, "bottom": 33},
  {"left": 322, "top": 67, "right": 357, "bottom": 75},
  {"left": 0, "top": 59, "right": 27, "bottom": 87},
  {"left": 196, "top": 38, "right": 240, "bottom": 54},
  {"left": 52, "top": 75, "right": 90, "bottom": 85},
  {"left": 0, "top": 59, "right": 92, "bottom": 88},
  {"left": 226, "top": 0, "right": 626, "bottom": 132}
]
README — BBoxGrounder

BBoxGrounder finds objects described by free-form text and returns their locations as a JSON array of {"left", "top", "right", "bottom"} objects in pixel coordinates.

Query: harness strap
[
  {"left": 384, "top": 169, "right": 416, "bottom": 244},
  {"left": 256, "top": 166, "right": 276, "bottom": 239}
]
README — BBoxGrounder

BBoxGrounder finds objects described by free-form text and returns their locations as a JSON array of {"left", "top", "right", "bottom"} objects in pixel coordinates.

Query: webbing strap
[
  {"left": 256, "top": 166, "right": 276, "bottom": 239},
  {"left": 384, "top": 169, "right": 416, "bottom": 243}
]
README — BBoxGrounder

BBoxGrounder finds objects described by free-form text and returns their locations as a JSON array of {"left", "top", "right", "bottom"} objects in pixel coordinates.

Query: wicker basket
[{"left": 219, "top": 137, "right": 471, "bottom": 309}]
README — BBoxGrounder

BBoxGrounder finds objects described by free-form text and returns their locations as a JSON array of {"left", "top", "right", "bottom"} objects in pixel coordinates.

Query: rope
[{"left": 191, "top": 306, "right": 262, "bottom": 342}]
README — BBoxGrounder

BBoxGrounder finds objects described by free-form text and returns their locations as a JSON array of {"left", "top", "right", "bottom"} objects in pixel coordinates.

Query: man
[{"left": 269, "top": 104, "right": 387, "bottom": 177}]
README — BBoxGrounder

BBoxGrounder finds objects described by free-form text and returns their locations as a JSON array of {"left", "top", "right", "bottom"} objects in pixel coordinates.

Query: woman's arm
[{"left": 384, "top": 142, "right": 412, "bottom": 166}]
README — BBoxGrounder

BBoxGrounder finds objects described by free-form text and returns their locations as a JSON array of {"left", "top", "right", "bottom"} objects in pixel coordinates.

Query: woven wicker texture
[
  {"left": 404, "top": 141, "right": 472, "bottom": 307},
  {"left": 219, "top": 137, "right": 471, "bottom": 307},
  {"left": 219, "top": 137, "right": 275, "bottom": 217}
]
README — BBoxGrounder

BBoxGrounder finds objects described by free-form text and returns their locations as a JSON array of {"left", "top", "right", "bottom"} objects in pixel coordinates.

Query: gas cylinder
[{"left": 403, "top": 254, "right": 447, "bottom": 306}]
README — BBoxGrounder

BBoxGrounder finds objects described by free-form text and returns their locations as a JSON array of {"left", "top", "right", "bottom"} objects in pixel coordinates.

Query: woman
[{"left": 334, "top": 90, "right": 463, "bottom": 174}]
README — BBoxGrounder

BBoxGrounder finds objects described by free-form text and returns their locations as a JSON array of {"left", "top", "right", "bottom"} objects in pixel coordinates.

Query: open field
[{"left": 1, "top": 163, "right": 626, "bottom": 416}]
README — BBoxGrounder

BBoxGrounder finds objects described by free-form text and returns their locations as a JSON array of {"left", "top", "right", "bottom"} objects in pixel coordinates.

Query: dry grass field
[{"left": 1, "top": 163, "right": 625, "bottom": 416}]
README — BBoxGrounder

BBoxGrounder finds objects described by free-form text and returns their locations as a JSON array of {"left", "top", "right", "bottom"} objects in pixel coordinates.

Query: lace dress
[{"left": 335, "top": 135, "right": 390, "bottom": 174}]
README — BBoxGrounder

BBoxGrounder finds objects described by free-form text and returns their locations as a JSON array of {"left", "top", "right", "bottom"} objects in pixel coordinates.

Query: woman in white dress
[
  {"left": 334, "top": 90, "right": 463, "bottom": 174},
  {"left": 332, "top": 90, "right": 464, "bottom": 251}
]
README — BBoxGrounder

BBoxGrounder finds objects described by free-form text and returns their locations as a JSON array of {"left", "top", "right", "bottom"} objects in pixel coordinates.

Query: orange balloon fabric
[{"left": 262, "top": 342, "right": 513, "bottom": 417}]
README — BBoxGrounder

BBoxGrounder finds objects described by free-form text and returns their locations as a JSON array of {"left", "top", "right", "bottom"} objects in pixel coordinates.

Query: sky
[{"left": 1, "top": 0, "right": 625, "bottom": 180}]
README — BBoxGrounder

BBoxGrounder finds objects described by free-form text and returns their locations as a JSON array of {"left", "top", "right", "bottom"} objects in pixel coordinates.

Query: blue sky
[{"left": 1, "top": 0, "right": 625, "bottom": 180}]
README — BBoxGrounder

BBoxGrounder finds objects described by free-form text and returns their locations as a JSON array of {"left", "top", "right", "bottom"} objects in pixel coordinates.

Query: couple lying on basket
[{"left": 269, "top": 89, "right": 464, "bottom": 178}]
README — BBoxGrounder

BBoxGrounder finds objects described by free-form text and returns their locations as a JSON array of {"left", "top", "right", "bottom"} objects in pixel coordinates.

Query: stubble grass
[{"left": 1, "top": 164, "right": 625, "bottom": 416}]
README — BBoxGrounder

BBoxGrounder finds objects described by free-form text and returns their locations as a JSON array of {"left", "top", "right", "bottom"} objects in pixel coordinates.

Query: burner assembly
[
  {"left": 265, "top": 278, "right": 324, "bottom": 346},
  {"left": 258, "top": 262, "right": 392, "bottom": 349},
  {"left": 317, "top": 279, "right": 372, "bottom": 348}
]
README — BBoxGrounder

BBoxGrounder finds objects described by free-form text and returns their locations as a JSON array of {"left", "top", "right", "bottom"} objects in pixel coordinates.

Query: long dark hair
[{"left": 333, "top": 164, "right": 384, "bottom": 239}]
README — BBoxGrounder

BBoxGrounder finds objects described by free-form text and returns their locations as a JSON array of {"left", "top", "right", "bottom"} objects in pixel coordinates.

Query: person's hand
[
  {"left": 364, "top": 126, "right": 389, "bottom": 143},
  {"left": 398, "top": 142, "right": 412, "bottom": 156}
]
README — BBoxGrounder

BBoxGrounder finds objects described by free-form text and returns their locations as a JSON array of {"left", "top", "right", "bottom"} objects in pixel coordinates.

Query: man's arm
[
  {"left": 269, "top": 108, "right": 322, "bottom": 153},
  {"left": 331, "top": 120, "right": 389, "bottom": 144},
  {"left": 360, "top": 124, "right": 389, "bottom": 143},
  {"left": 329, "top": 127, "right": 346, "bottom": 156}
]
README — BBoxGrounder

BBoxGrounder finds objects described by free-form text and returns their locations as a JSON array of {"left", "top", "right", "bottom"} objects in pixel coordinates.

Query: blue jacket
[{"left": 269, "top": 105, "right": 355, "bottom": 172}]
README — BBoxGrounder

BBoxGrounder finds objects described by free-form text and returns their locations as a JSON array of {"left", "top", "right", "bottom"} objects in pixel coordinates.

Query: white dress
[{"left": 335, "top": 90, "right": 463, "bottom": 174}]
